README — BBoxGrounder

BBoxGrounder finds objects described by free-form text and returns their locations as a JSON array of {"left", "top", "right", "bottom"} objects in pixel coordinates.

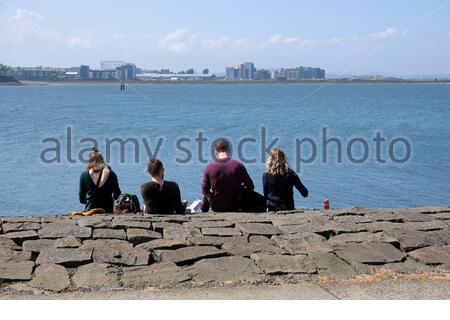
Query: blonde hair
[
  {"left": 86, "top": 148, "right": 107, "bottom": 172},
  {"left": 266, "top": 148, "right": 289, "bottom": 176}
]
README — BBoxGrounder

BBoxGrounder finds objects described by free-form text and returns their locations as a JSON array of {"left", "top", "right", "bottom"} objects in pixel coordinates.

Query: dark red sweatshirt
[{"left": 202, "top": 157, "right": 254, "bottom": 212}]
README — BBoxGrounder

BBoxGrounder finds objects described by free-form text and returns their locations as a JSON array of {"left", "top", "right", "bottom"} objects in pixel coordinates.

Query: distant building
[
  {"left": 136, "top": 73, "right": 215, "bottom": 81},
  {"left": 123, "top": 63, "right": 136, "bottom": 80},
  {"left": 225, "top": 63, "right": 325, "bottom": 81},
  {"left": 101, "top": 61, "right": 125, "bottom": 70},
  {"left": 80, "top": 65, "right": 89, "bottom": 80},
  {"left": 225, "top": 67, "right": 237, "bottom": 80},
  {"left": 253, "top": 69, "right": 271, "bottom": 80},
  {"left": 225, "top": 62, "right": 255, "bottom": 80},
  {"left": 244, "top": 62, "right": 254, "bottom": 80}
]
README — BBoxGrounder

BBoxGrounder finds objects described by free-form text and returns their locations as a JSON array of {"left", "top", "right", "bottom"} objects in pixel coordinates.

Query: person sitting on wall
[
  {"left": 79, "top": 148, "right": 121, "bottom": 213},
  {"left": 263, "top": 148, "right": 308, "bottom": 211},
  {"left": 201, "top": 139, "right": 255, "bottom": 212},
  {"left": 141, "top": 158, "right": 187, "bottom": 214}
]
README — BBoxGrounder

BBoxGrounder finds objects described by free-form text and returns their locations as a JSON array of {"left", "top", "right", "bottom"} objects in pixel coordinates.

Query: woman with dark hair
[
  {"left": 79, "top": 148, "right": 121, "bottom": 212},
  {"left": 263, "top": 148, "right": 308, "bottom": 211}
]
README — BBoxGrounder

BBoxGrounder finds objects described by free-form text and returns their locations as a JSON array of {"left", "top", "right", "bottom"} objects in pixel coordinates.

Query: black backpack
[{"left": 115, "top": 193, "right": 141, "bottom": 213}]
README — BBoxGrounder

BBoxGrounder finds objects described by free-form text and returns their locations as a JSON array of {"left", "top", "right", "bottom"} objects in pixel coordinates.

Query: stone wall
[{"left": 1, "top": 206, "right": 450, "bottom": 293}]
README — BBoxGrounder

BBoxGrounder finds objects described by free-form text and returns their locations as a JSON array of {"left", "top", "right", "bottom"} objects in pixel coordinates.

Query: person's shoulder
[
  {"left": 263, "top": 171, "right": 272, "bottom": 178},
  {"left": 80, "top": 170, "right": 89, "bottom": 179},
  {"left": 141, "top": 181, "right": 156, "bottom": 192},
  {"left": 229, "top": 158, "right": 245, "bottom": 168},
  {"left": 287, "top": 168, "right": 299, "bottom": 178},
  {"left": 164, "top": 180, "right": 179, "bottom": 189},
  {"left": 204, "top": 161, "right": 216, "bottom": 171},
  {"left": 108, "top": 169, "right": 117, "bottom": 179}
]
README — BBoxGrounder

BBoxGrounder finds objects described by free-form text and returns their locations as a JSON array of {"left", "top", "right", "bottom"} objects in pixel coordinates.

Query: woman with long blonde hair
[
  {"left": 263, "top": 148, "right": 308, "bottom": 211},
  {"left": 79, "top": 148, "right": 121, "bottom": 212}
]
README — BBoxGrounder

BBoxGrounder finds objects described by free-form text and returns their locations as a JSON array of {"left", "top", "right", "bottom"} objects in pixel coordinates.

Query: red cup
[{"left": 323, "top": 199, "right": 330, "bottom": 210}]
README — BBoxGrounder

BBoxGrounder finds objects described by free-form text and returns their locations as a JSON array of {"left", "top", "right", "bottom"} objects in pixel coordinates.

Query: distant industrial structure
[{"left": 225, "top": 62, "right": 325, "bottom": 81}]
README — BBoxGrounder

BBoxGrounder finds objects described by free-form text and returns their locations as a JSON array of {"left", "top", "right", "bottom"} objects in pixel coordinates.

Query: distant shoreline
[{"left": 11, "top": 79, "right": 450, "bottom": 86}]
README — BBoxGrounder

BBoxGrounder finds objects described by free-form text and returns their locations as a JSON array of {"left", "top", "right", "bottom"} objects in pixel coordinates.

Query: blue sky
[{"left": 1, "top": 0, "right": 450, "bottom": 75}]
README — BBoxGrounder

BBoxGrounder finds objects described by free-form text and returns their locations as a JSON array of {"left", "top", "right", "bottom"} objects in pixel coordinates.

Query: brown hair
[
  {"left": 266, "top": 148, "right": 289, "bottom": 176},
  {"left": 147, "top": 158, "right": 163, "bottom": 177},
  {"left": 214, "top": 139, "right": 230, "bottom": 153},
  {"left": 86, "top": 148, "right": 107, "bottom": 172}
]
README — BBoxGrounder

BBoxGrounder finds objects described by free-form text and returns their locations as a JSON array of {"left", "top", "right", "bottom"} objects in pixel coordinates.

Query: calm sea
[{"left": 1, "top": 82, "right": 449, "bottom": 215}]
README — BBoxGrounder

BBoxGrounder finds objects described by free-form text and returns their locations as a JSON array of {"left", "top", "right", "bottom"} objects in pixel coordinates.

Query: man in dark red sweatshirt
[{"left": 202, "top": 139, "right": 254, "bottom": 212}]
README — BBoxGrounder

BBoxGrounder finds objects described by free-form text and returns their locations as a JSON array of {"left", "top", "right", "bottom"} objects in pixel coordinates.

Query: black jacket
[
  {"left": 262, "top": 168, "right": 308, "bottom": 211},
  {"left": 140, "top": 180, "right": 185, "bottom": 214}
]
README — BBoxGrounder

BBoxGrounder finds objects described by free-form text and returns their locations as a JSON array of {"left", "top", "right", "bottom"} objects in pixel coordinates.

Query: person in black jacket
[
  {"left": 140, "top": 158, "right": 186, "bottom": 214},
  {"left": 262, "top": 148, "right": 308, "bottom": 211},
  {"left": 79, "top": 148, "right": 121, "bottom": 212}
]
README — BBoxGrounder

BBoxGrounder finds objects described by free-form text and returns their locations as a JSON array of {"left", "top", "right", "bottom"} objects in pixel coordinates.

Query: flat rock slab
[
  {"left": 126, "top": 228, "right": 162, "bottom": 244},
  {"left": 122, "top": 262, "right": 191, "bottom": 287},
  {"left": 222, "top": 240, "right": 286, "bottom": 257},
  {"left": 137, "top": 239, "right": 190, "bottom": 251},
  {"left": 383, "top": 259, "right": 436, "bottom": 274},
  {"left": 73, "top": 263, "right": 120, "bottom": 289},
  {"left": 330, "top": 223, "right": 369, "bottom": 234},
  {"left": 150, "top": 215, "right": 189, "bottom": 223},
  {"left": 36, "top": 248, "right": 93, "bottom": 267},
  {"left": 408, "top": 245, "right": 450, "bottom": 265},
  {"left": 38, "top": 223, "right": 91, "bottom": 239},
  {"left": 184, "top": 220, "right": 234, "bottom": 228},
  {"left": 77, "top": 216, "right": 113, "bottom": 228},
  {"left": 157, "top": 246, "right": 227, "bottom": 265},
  {"left": 93, "top": 228, "right": 127, "bottom": 240},
  {"left": 394, "top": 210, "right": 434, "bottom": 222},
  {"left": 277, "top": 223, "right": 334, "bottom": 236},
  {"left": 251, "top": 254, "right": 317, "bottom": 274},
  {"left": 162, "top": 225, "right": 201, "bottom": 240},
  {"left": 272, "top": 234, "right": 331, "bottom": 255},
  {"left": 429, "top": 212, "right": 450, "bottom": 220},
  {"left": 189, "top": 256, "right": 263, "bottom": 283},
  {"left": 310, "top": 252, "right": 357, "bottom": 280},
  {"left": 335, "top": 242, "right": 406, "bottom": 265},
  {"left": 269, "top": 213, "right": 315, "bottom": 226},
  {"left": 402, "top": 221, "right": 448, "bottom": 231},
  {"left": 30, "top": 264, "right": 70, "bottom": 292},
  {"left": 187, "top": 236, "right": 231, "bottom": 246},
  {"left": 152, "top": 222, "right": 179, "bottom": 233},
  {"left": 54, "top": 236, "right": 82, "bottom": 248},
  {"left": 384, "top": 229, "right": 450, "bottom": 251},
  {"left": 2, "top": 222, "right": 41, "bottom": 233},
  {"left": 237, "top": 223, "right": 280, "bottom": 236},
  {"left": 366, "top": 211, "right": 403, "bottom": 222},
  {"left": 0, "top": 236, "right": 21, "bottom": 250},
  {"left": 112, "top": 219, "right": 151, "bottom": 229},
  {"left": 327, "top": 232, "right": 399, "bottom": 247},
  {"left": 333, "top": 216, "right": 373, "bottom": 224},
  {"left": 224, "top": 214, "right": 271, "bottom": 224},
  {"left": 22, "top": 239, "right": 55, "bottom": 253},
  {"left": 0, "top": 247, "right": 32, "bottom": 262},
  {"left": 2, "top": 230, "right": 38, "bottom": 242},
  {"left": 1, "top": 217, "right": 41, "bottom": 223},
  {"left": 201, "top": 227, "right": 241, "bottom": 237},
  {"left": 82, "top": 239, "right": 149, "bottom": 266},
  {"left": 0, "top": 261, "right": 34, "bottom": 280}
]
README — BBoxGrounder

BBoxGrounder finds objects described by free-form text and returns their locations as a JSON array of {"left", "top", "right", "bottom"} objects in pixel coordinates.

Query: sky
[{"left": 1, "top": 0, "right": 450, "bottom": 76}]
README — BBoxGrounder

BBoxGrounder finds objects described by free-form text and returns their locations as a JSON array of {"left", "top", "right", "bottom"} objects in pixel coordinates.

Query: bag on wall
[{"left": 114, "top": 193, "right": 141, "bottom": 213}]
